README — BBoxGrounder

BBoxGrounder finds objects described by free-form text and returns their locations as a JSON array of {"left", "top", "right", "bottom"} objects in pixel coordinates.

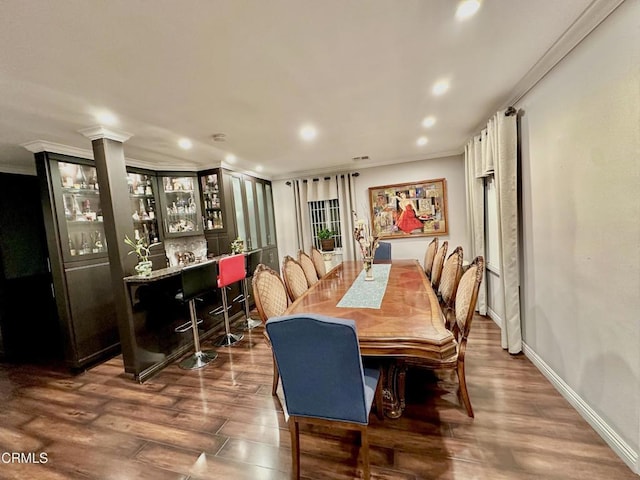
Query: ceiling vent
[
  {"left": 211, "top": 133, "right": 226, "bottom": 142},
  {"left": 352, "top": 155, "right": 369, "bottom": 161}
]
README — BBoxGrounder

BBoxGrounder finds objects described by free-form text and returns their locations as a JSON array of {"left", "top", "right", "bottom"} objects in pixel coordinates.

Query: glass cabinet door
[
  {"left": 265, "top": 183, "right": 276, "bottom": 246},
  {"left": 201, "top": 172, "right": 224, "bottom": 231},
  {"left": 127, "top": 172, "right": 160, "bottom": 246},
  {"left": 58, "top": 161, "right": 108, "bottom": 259},
  {"left": 231, "top": 175, "right": 246, "bottom": 245},
  {"left": 255, "top": 181, "right": 268, "bottom": 248},
  {"left": 160, "top": 175, "right": 202, "bottom": 236},
  {"left": 243, "top": 178, "right": 258, "bottom": 251}
]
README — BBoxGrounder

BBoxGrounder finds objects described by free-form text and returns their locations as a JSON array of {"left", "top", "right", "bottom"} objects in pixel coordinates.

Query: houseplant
[
  {"left": 124, "top": 234, "right": 152, "bottom": 276},
  {"left": 317, "top": 228, "right": 336, "bottom": 251}
]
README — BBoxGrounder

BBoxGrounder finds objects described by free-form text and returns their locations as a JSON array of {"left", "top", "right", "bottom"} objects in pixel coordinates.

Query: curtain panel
[
  {"left": 291, "top": 173, "right": 358, "bottom": 261},
  {"left": 464, "top": 108, "right": 521, "bottom": 353}
]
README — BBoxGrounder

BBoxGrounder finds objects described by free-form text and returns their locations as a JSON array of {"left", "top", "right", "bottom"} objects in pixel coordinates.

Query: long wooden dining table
[{"left": 283, "top": 259, "right": 456, "bottom": 418}]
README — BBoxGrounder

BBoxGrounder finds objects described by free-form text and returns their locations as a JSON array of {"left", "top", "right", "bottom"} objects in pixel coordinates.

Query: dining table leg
[{"left": 382, "top": 360, "right": 408, "bottom": 419}]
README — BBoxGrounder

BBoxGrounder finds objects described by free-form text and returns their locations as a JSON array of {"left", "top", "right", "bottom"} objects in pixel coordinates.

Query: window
[
  {"left": 309, "top": 199, "right": 342, "bottom": 249},
  {"left": 484, "top": 175, "right": 500, "bottom": 273}
]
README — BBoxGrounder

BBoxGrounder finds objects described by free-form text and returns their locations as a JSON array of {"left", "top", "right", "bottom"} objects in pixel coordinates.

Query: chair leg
[
  {"left": 179, "top": 300, "right": 217, "bottom": 370},
  {"left": 271, "top": 353, "right": 280, "bottom": 396},
  {"left": 457, "top": 359, "right": 474, "bottom": 418},
  {"left": 242, "top": 278, "right": 262, "bottom": 330},
  {"left": 360, "top": 428, "right": 370, "bottom": 480},
  {"left": 212, "top": 287, "right": 244, "bottom": 347},
  {"left": 289, "top": 417, "right": 300, "bottom": 480}
]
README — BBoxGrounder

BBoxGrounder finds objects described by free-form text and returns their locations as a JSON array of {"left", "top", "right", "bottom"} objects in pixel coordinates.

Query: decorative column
[{"left": 79, "top": 125, "right": 137, "bottom": 367}]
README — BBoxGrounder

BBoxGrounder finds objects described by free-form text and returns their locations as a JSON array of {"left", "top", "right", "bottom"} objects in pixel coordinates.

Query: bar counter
[{"left": 121, "top": 256, "right": 242, "bottom": 382}]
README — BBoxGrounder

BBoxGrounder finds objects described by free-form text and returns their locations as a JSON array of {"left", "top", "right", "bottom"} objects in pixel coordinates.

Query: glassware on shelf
[
  {"left": 201, "top": 172, "right": 224, "bottom": 231},
  {"left": 127, "top": 172, "right": 161, "bottom": 246},
  {"left": 161, "top": 175, "right": 201, "bottom": 235},
  {"left": 58, "top": 161, "right": 108, "bottom": 259}
]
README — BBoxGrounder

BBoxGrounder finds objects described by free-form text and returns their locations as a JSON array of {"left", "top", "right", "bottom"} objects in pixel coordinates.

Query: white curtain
[
  {"left": 464, "top": 108, "right": 522, "bottom": 353},
  {"left": 464, "top": 136, "right": 487, "bottom": 315},
  {"left": 291, "top": 173, "right": 358, "bottom": 261}
]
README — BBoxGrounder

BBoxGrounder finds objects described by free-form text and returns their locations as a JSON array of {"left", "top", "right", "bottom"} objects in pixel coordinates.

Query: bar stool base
[
  {"left": 179, "top": 350, "right": 218, "bottom": 370},
  {"left": 244, "top": 317, "right": 262, "bottom": 330},
  {"left": 213, "top": 332, "right": 244, "bottom": 347}
]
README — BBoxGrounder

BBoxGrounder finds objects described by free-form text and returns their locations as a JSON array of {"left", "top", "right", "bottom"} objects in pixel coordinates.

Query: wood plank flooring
[{"left": 0, "top": 315, "right": 636, "bottom": 479}]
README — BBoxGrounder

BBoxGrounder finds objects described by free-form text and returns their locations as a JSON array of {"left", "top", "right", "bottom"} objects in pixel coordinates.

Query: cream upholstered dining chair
[
  {"left": 410, "top": 256, "right": 484, "bottom": 417},
  {"left": 423, "top": 237, "right": 438, "bottom": 280},
  {"left": 310, "top": 247, "right": 327, "bottom": 278},
  {"left": 252, "top": 264, "right": 290, "bottom": 395},
  {"left": 282, "top": 255, "right": 309, "bottom": 302},
  {"left": 430, "top": 240, "right": 448, "bottom": 291},
  {"left": 437, "top": 246, "right": 464, "bottom": 329},
  {"left": 297, "top": 250, "right": 319, "bottom": 287}
]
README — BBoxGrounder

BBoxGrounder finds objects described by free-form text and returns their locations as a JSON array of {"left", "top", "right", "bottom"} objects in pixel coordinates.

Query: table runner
[{"left": 336, "top": 264, "right": 391, "bottom": 309}]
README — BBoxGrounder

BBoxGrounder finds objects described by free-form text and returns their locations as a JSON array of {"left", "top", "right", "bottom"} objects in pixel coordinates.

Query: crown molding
[
  {"left": 21, "top": 140, "right": 95, "bottom": 158},
  {"left": 21, "top": 139, "right": 152, "bottom": 169},
  {"left": 78, "top": 125, "right": 133, "bottom": 143},
  {"left": 504, "top": 0, "right": 625, "bottom": 108},
  {"left": 270, "top": 148, "right": 464, "bottom": 181},
  {"left": 0, "top": 163, "right": 37, "bottom": 176}
]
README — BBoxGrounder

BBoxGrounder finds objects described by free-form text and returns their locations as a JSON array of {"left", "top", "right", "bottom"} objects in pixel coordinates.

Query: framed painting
[{"left": 369, "top": 178, "right": 448, "bottom": 238}]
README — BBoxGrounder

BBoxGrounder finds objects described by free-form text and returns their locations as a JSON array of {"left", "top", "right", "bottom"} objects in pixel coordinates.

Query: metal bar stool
[
  {"left": 234, "top": 249, "right": 263, "bottom": 330},
  {"left": 175, "top": 260, "right": 218, "bottom": 369},
  {"left": 212, "top": 254, "right": 246, "bottom": 347}
]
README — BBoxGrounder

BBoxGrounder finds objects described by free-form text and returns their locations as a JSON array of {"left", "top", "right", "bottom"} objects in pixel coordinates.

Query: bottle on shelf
[
  {"left": 69, "top": 236, "right": 77, "bottom": 256},
  {"left": 80, "top": 233, "right": 90, "bottom": 255},
  {"left": 139, "top": 199, "right": 148, "bottom": 219},
  {"left": 145, "top": 177, "right": 153, "bottom": 196},
  {"left": 89, "top": 170, "right": 98, "bottom": 190},
  {"left": 92, "top": 231, "right": 103, "bottom": 253},
  {"left": 149, "top": 223, "right": 159, "bottom": 244}
]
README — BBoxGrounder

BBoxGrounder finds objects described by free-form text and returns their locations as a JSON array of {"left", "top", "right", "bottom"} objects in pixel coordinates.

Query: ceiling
[{"left": 0, "top": 0, "right": 598, "bottom": 178}]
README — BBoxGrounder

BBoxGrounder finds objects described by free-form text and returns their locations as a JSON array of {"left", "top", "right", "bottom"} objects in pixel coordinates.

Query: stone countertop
[{"left": 123, "top": 257, "right": 222, "bottom": 284}]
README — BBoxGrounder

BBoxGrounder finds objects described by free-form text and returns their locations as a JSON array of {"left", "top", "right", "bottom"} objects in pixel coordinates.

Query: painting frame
[{"left": 369, "top": 178, "right": 448, "bottom": 238}]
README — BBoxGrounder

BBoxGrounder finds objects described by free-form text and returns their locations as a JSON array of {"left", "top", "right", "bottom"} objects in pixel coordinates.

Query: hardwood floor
[{"left": 0, "top": 315, "right": 636, "bottom": 479}]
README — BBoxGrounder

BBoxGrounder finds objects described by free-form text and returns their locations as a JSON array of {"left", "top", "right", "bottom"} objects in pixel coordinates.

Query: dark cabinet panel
[
  {"left": 64, "top": 261, "right": 119, "bottom": 362},
  {"left": 36, "top": 152, "right": 119, "bottom": 369}
]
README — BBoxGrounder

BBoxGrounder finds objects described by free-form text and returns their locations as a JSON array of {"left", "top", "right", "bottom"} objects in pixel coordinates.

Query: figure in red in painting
[{"left": 394, "top": 192, "right": 424, "bottom": 233}]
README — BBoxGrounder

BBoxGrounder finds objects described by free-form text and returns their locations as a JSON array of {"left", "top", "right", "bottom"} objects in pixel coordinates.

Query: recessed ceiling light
[
  {"left": 456, "top": 0, "right": 481, "bottom": 20},
  {"left": 299, "top": 125, "right": 317, "bottom": 141},
  {"left": 255, "top": 165, "right": 264, "bottom": 173},
  {"left": 422, "top": 116, "right": 436, "bottom": 128},
  {"left": 417, "top": 136, "right": 428, "bottom": 146},
  {"left": 432, "top": 80, "right": 450, "bottom": 96},
  {"left": 178, "top": 138, "right": 192, "bottom": 150},
  {"left": 225, "top": 154, "right": 236, "bottom": 164},
  {"left": 96, "top": 111, "right": 118, "bottom": 126}
]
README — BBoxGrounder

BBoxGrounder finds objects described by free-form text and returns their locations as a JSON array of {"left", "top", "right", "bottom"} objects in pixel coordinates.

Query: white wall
[
  {"left": 354, "top": 155, "right": 467, "bottom": 262},
  {"left": 517, "top": 0, "right": 640, "bottom": 470},
  {"left": 272, "top": 154, "right": 467, "bottom": 267}
]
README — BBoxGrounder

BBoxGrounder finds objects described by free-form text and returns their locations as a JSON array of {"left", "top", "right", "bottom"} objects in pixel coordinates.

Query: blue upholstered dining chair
[
  {"left": 373, "top": 241, "right": 391, "bottom": 262},
  {"left": 265, "top": 313, "right": 383, "bottom": 480}
]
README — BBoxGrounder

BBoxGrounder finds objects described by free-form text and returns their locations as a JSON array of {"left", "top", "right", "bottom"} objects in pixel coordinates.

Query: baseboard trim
[
  {"left": 522, "top": 342, "right": 638, "bottom": 474},
  {"left": 487, "top": 306, "right": 502, "bottom": 328}
]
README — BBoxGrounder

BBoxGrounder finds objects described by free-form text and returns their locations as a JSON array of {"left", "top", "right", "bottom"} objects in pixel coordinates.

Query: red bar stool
[
  {"left": 175, "top": 260, "right": 218, "bottom": 369},
  {"left": 212, "top": 254, "right": 246, "bottom": 347}
]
